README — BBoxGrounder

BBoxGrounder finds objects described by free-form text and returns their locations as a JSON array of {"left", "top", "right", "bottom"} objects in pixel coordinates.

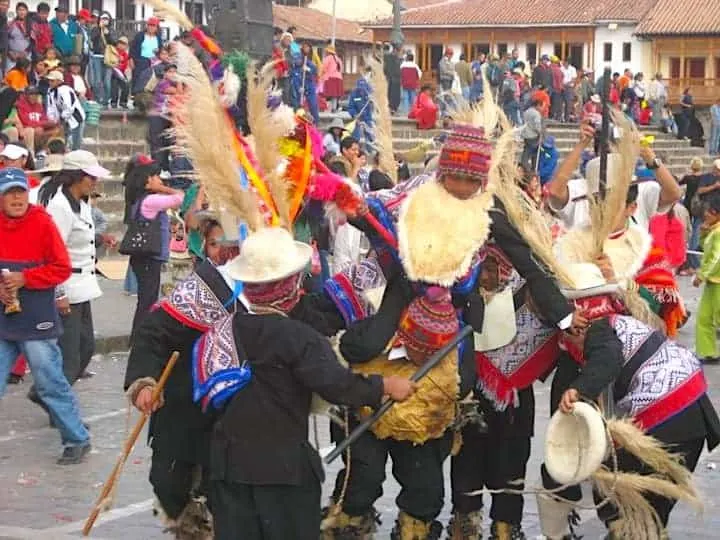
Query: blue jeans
[
  {"left": 461, "top": 86, "right": 470, "bottom": 102},
  {"left": 124, "top": 266, "right": 138, "bottom": 294},
  {"left": 401, "top": 88, "right": 417, "bottom": 115},
  {"left": 709, "top": 124, "right": 720, "bottom": 155},
  {"left": 65, "top": 122, "right": 85, "bottom": 150},
  {"left": 0, "top": 338, "right": 89, "bottom": 447},
  {"left": 89, "top": 56, "right": 109, "bottom": 105}
]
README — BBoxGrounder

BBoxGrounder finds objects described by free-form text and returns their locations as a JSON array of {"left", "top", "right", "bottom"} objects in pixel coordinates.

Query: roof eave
[
  {"left": 366, "top": 22, "right": 594, "bottom": 29},
  {"left": 594, "top": 19, "right": 641, "bottom": 25},
  {"left": 636, "top": 31, "right": 720, "bottom": 37}
]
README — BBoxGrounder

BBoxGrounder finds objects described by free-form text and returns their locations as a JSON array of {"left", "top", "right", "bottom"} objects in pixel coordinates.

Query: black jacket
[
  {"left": 559, "top": 318, "right": 720, "bottom": 450},
  {"left": 123, "top": 261, "right": 241, "bottom": 463},
  {"left": 210, "top": 313, "right": 384, "bottom": 486}
]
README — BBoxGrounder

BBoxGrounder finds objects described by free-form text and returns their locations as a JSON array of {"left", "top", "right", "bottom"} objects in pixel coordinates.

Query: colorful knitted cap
[
  {"left": 397, "top": 287, "right": 459, "bottom": 355},
  {"left": 437, "top": 124, "right": 493, "bottom": 188}
]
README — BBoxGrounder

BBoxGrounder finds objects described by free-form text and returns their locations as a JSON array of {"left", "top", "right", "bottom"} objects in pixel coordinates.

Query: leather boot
[
  {"left": 446, "top": 510, "right": 482, "bottom": 539},
  {"left": 390, "top": 511, "right": 443, "bottom": 540},
  {"left": 320, "top": 507, "right": 378, "bottom": 540},
  {"left": 488, "top": 521, "right": 526, "bottom": 540}
]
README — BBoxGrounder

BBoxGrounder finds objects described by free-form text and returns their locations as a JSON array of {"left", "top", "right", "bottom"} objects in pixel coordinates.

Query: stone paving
[{"left": 1, "top": 277, "right": 720, "bottom": 539}]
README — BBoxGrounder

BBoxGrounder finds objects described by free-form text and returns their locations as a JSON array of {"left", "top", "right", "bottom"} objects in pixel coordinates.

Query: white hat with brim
[
  {"left": 62, "top": 150, "right": 111, "bottom": 178},
  {"left": 590, "top": 94, "right": 601, "bottom": 103},
  {"left": 225, "top": 227, "right": 312, "bottom": 283},
  {"left": 560, "top": 263, "right": 621, "bottom": 299},
  {"left": 34, "top": 153, "right": 64, "bottom": 174},
  {"left": 46, "top": 70, "right": 64, "bottom": 82},
  {"left": 0, "top": 144, "right": 29, "bottom": 161},
  {"left": 545, "top": 401, "right": 608, "bottom": 485}
]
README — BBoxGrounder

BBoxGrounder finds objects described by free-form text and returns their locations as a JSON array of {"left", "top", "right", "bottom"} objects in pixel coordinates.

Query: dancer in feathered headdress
[
  {"left": 319, "top": 71, "right": 589, "bottom": 539},
  {"left": 535, "top": 259, "right": 718, "bottom": 540}
]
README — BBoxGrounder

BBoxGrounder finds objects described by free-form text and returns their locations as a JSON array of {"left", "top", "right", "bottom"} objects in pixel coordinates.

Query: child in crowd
[
  {"left": 110, "top": 36, "right": 130, "bottom": 109},
  {"left": 64, "top": 56, "right": 92, "bottom": 101},
  {"left": 694, "top": 194, "right": 720, "bottom": 364},
  {"left": 43, "top": 47, "right": 61, "bottom": 70},
  {"left": 4, "top": 58, "right": 31, "bottom": 91}
]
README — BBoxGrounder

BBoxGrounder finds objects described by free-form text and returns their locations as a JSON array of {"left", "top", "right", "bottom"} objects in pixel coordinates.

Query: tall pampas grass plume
[{"left": 366, "top": 56, "right": 397, "bottom": 184}]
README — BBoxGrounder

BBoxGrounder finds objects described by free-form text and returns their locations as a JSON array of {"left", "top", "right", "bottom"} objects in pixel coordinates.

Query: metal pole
[
  {"left": 390, "top": 0, "right": 404, "bottom": 46},
  {"left": 331, "top": 0, "right": 337, "bottom": 46},
  {"left": 323, "top": 325, "right": 472, "bottom": 465},
  {"left": 598, "top": 67, "right": 612, "bottom": 200}
]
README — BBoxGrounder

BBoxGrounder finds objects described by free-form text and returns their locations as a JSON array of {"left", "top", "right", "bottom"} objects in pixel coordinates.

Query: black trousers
[
  {"left": 147, "top": 115, "right": 172, "bottom": 171},
  {"left": 210, "top": 477, "right": 321, "bottom": 540},
  {"left": 58, "top": 300, "right": 95, "bottom": 385},
  {"left": 596, "top": 437, "right": 704, "bottom": 528},
  {"left": 150, "top": 452, "right": 208, "bottom": 520},
  {"left": 110, "top": 73, "right": 129, "bottom": 107},
  {"left": 331, "top": 428, "right": 452, "bottom": 522},
  {"left": 451, "top": 392, "right": 534, "bottom": 524},
  {"left": 130, "top": 256, "right": 163, "bottom": 341}
]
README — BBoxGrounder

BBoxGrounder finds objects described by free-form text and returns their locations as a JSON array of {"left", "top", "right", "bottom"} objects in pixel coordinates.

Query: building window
[
  {"left": 185, "top": 2, "right": 204, "bottom": 25},
  {"left": 116, "top": 0, "right": 135, "bottom": 20},
  {"left": 472, "top": 43, "right": 490, "bottom": 58},
  {"left": 603, "top": 43, "right": 612, "bottom": 62},
  {"left": 553, "top": 43, "right": 563, "bottom": 59},
  {"left": 568, "top": 44, "right": 583, "bottom": 69},
  {"left": 686, "top": 57, "right": 706, "bottom": 79},
  {"left": 526, "top": 43, "right": 538, "bottom": 64},
  {"left": 622, "top": 42, "right": 632, "bottom": 62},
  {"left": 497, "top": 42, "right": 508, "bottom": 57},
  {"left": 81, "top": 0, "right": 103, "bottom": 14}
]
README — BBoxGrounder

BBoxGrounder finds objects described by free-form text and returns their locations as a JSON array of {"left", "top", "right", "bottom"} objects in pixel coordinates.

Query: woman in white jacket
[{"left": 39, "top": 150, "right": 110, "bottom": 386}]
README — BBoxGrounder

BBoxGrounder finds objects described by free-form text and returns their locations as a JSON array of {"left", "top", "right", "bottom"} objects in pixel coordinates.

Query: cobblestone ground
[{"left": 1, "top": 277, "right": 720, "bottom": 539}]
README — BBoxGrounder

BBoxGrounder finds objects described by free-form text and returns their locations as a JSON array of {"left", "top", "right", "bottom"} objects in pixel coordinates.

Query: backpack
[
  {"left": 501, "top": 78, "right": 517, "bottom": 101},
  {"left": 488, "top": 64, "right": 503, "bottom": 87}
]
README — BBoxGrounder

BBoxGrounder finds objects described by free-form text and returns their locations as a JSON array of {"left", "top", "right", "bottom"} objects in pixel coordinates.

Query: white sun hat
[
  {"left": 545, "top": 400, "right": 608, "bottom": 485},
  {"left": 226, "top": 227, "right": 312, "bottom": 283},
  {"left": 561, "top": 262, "right": 621, "bottom": 300},
  {"left": 585, "top": 153, "right": 638, "bottom": 195}
]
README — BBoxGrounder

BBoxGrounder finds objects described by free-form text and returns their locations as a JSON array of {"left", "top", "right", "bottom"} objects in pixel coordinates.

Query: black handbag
[{"left": 119, "top": 197, "right": 163, "bottom": 257}]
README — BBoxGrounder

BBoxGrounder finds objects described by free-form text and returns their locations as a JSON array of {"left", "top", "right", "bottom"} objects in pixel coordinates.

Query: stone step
[
  {"left": 82, "top": 140, "right": 148, "bottom": 159},
  {"left": 95, "top": 194, "right": 125, "bottom": 215}
]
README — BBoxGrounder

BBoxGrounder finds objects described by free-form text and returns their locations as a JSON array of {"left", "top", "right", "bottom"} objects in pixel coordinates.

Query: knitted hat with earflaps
[
  {"left": 397, "top": 287, "right": 459, "bottom": 356},
  {"left": 437, "top": 124, "right": 493, "bottom": 189}
]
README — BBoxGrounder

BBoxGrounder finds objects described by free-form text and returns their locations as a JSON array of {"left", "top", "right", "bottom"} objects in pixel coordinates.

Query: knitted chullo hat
[
  {"left": 437, "top": 124, "right": 493, "bottom": 188},
  {"left": 397, "top": 287, "right": 459, "bottom": 355}
]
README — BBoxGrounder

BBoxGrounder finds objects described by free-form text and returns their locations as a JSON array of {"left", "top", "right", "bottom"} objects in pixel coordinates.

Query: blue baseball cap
[{"left": 0, "top": 167, "right": 28, "bottom": 194}]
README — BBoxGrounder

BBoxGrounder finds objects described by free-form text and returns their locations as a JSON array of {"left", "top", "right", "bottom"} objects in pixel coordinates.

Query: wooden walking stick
[{"left": 82, "top": 351, "right": 180, "bottom": 537}]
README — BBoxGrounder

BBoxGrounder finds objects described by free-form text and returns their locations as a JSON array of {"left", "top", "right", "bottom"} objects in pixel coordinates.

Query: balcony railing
[
  {"left": 665, "top": 78, "right": 719, "bottom": 106},
  {"left": 114, "top": 19, "right": 171, "bottom": 42}
]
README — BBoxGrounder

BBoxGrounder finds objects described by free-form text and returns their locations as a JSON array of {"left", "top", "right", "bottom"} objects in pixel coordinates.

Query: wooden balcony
[{"left": 665, "top": 78, "right": 719, "bottom": 106}]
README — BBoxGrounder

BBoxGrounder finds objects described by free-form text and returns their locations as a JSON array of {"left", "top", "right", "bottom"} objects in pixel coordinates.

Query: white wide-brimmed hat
[
  {"left": 585, "top": 154, "right": 638, "bottom": 195},
  {"left": 545, "top": 401, "right": 608, "bottom": 485},
  {"left": 561, "top": 262, "right": 621, "bottom": 300},
  {"left": 226, "top": 227, "right": 312, "bottom": 283}
]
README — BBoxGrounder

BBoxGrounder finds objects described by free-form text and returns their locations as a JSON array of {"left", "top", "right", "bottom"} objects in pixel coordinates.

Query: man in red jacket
[
  {"left": 16, "top": 86, "right": 60, "bottom": 153},
  {"left": 0, "top": 167, "right": 91, "bottom": 464},
  {"left": 30, "top": 2, "right": 53, "bottom": 60},
  {"left": 409, "top": 84, "right": 438, "bottom": 130}
]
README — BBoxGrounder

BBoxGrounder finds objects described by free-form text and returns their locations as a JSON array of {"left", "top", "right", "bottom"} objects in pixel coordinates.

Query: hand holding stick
[{"left": 82, "top": 351, "right": 180, "bottom": 536}]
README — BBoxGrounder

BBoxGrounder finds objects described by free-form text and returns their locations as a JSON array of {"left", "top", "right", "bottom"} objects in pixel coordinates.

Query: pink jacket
[
  {"left": 321, "top": 53, "right": 343, "bottom": 83},
  {"left": 649, "top": 210, "right": 687, "bottom": 269}
]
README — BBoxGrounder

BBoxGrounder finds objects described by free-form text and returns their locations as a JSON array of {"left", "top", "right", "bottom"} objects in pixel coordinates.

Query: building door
[
  {"left": 429, "top": 43, "right": 444, "bottom": 81},
  {"left": 669, "top": 58, "right": 681, "bottom": 80},
  {"left": 116, "top": 0, "right": 135, "bottom": 21},
  {"left": 185, "top": 1, "right": 204, "bottom": 25},
  {"left": 472, "top": 43, "right": 490, "bottom": 59},
  {"left": 568, "top": 44, "right": 583, "bottom": 69}
]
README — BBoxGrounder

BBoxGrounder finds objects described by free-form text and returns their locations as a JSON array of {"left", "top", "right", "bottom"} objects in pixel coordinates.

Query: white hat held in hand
[{"left": 545, "top": 401, "right": 608, "bottom": 485}]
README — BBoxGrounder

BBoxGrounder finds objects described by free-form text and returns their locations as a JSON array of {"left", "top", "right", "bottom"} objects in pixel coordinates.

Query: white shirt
[
  {"left": 331, "top": 223, "right": 368, "bottom": 275},
  {"left": 549, "top": 177, "right": 667, "bottom": 231},
  {"left": 46, "top": 190, "right": 102, "bottom": 304},
  {"left": 562, "top": 65, "right": 577, "bottom": 86}
]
